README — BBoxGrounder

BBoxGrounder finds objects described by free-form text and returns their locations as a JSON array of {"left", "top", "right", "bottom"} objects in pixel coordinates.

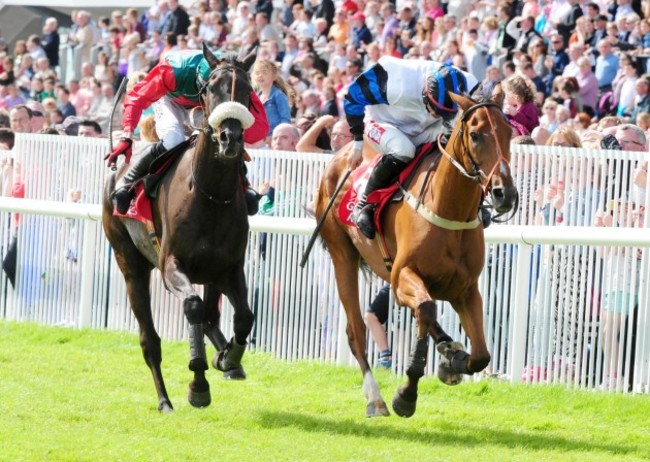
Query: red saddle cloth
[
  {"left": 338, "top": 143, "right": 434, "bottom": 233},
  {"left": 112, "top": 138, "right": 195, "bottom": 223},
  {"left": 112, "top": 182, "right": 154, "bottom": 224}
]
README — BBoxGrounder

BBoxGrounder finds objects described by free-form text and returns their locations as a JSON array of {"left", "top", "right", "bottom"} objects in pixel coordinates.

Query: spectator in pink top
[{"left": 503, "top": 74, "right": 540, "bottom": 136}]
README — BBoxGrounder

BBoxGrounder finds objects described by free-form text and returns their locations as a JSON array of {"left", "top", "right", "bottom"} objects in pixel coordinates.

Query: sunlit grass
[{"left": 1, "top": 321, "right": 648, "bottom": 462}]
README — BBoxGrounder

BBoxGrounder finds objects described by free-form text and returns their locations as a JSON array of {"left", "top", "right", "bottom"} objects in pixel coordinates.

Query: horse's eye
[{"left": 469, "top": 132, "right": 480, "bottom": 143}]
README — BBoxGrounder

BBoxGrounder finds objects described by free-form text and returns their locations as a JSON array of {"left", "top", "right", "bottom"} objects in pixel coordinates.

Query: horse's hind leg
[
  {"left": 103, "top": 216, "right": 173, "bottom": 412},
  {"left": 324, "top": 229, "right": 389, "bottom": 417},
  {"left": 163, "top": 256, "right": 211, "bottom": 408},
  {"left": 216, "top": 267, "right": 254, "bottom": 380},
  {"left": 115, "top": 257, "right": 173, "bottom": 412}
]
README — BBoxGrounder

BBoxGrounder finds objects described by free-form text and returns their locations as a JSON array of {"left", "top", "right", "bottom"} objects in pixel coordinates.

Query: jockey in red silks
[{"left": 105, "top": 49, "right": 269, "bottom": 215}]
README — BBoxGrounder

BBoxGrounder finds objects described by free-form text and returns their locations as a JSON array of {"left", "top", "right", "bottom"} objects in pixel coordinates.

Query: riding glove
[{"left": 105, "top": 138, "right": 133, "bottom": 168}]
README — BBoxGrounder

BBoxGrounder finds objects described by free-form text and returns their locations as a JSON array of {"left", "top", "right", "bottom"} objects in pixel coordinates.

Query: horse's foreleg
[
  {"left": 448, "top": 284, "right": 491, "bottom": 374},
  {"left": 163, "top": 256, "right": 211, "bottom": 408},
  {"left": 216, "top": 268, "right": 253, "bottom": 380},
  {"left": 203, "top": 284, "right": 227, "bottom": 349},
  {"left": 391, "top": 266, "right": 438, "bottom": 418}
]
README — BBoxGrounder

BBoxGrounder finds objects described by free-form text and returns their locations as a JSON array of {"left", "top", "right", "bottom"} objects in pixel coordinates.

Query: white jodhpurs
[
  {"left": 364, "top": 119, "right": 442, "bottom": 163},
  {"left": 152, "top": 96, "right": 199, "bottom": 150}
]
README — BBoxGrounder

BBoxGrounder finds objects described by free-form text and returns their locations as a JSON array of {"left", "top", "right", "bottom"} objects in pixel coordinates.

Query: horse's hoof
[
  {"left": 366, "top": 400, "right": 390, "bottom": 418},
  {"left": 157, "top": 399, "right": 174, "bottom": 414},
  {"left": 188, "top": 388, "right": 211, "bottom": 408},
  {"left": 391, "top": 392, "right": 416, "bottom": 418},
  {"left": 436, "top": 341, "right": 465, "bottom": 359},
  {"left": 438, "top": 357, "right": 463, "bottom": 386},
  {"left": 223, "top": 365, "right": 246, "bottom": 380}
]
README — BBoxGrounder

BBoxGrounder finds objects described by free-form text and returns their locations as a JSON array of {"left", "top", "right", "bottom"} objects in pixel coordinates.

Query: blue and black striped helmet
[{"left": 422, "top": 64, "right": 469, "bottom": 121}]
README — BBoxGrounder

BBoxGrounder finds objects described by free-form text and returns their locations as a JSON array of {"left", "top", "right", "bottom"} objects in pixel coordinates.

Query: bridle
[
  {"left": 193, "top": 63, "right": 250, "bottom": 140},
  {"left": 189, "top": 62, "right": 250, "bottom": 206},
  {"left": 437, "top": 101, "right": 510, "bottom": 196}
]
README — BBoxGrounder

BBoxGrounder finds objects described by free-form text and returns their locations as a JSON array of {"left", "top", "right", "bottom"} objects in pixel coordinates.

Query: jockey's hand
[
  {"left": 104, "top": 137, "right": 133, "bottom": 169},
  {"left": 348, "top": 140, "right": 364, "bottom": 170}
]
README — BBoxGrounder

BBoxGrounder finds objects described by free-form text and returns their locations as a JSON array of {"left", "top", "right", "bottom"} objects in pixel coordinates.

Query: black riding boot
[
  {"left": 112, "top": 142, "right": 167, "bottom": 214},
  {"left": 353, "top": 155, "right": 408, "bottom": 239}
]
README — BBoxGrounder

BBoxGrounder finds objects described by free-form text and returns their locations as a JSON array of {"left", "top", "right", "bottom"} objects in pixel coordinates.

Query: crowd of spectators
[
  {"left": 0, "top": 0, "right": 649, "bottom": 149},
  {"left": 0, "top": 0, "right": 649, "bottom": 390}
]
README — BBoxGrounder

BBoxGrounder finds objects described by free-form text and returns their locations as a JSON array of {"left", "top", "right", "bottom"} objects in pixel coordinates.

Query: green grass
[{"left": 0, "top": 321, "right": 648, "bottom": 462}]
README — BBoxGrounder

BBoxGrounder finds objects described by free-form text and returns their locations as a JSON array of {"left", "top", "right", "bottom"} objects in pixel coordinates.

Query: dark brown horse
[
  {"left": 316, "top": 85, "right": 517, "bottom": 417},
  {"left": 102, "top": 45, "right": 257, "bottom": 412}
]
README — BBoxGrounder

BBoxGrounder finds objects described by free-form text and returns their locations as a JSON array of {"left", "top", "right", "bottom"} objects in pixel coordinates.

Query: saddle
[
  {"left": 338, "top": 142, "right": 440, "bottom": 236},
  {"left": 112, "top": 136, "right": 195, "bottom": 223}
]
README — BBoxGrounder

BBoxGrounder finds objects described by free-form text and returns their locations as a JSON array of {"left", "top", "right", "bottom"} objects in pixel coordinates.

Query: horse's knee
[{"left": 183, "top": 296, "right": 204, "bottom": 325}]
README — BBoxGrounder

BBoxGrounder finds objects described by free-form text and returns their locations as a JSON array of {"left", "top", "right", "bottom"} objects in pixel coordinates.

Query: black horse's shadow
[{"left": 255, "top": 410, "right": 636, "bottom": 455}]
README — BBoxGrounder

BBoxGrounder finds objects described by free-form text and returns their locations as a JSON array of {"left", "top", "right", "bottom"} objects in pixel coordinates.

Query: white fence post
[
  {"left": 509, "top": 243, "right": 532, "bottom": 383},
  {"left": 78, "top": 220, "right": 99, "bottom": 328}
]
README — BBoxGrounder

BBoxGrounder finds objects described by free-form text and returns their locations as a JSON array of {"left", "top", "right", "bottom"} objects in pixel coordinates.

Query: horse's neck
[
  {"left": 427, "top": 157, "right": 483, "bottom": 222},
  {"left": 193, "top": 135, "right": 241, "bottom": 198}
]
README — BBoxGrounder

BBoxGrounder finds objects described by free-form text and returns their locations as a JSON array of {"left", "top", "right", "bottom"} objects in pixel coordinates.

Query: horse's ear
[
  {"left": 203, "top": 42, "right": 222, "bottom": 69},
  {"left": 490, "top": 82, "right": 505, "bottom": 107},
  {"left": 239, "top": 46, "right": 258, "bottom": 73},
  {"left": 448, "top": 92, "right": 474, "bottom": 112}
]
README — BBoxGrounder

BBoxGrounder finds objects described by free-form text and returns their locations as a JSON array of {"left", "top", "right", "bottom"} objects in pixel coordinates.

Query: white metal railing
[{"left": 1, "top": 135, "right": 649, "bottom": 395}]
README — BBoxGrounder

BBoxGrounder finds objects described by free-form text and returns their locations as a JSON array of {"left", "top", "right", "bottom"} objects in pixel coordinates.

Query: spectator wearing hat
[
  {"left": 351, "top": 12, "right": 372, "bottom": 49},
  {"left": 590, "top": 14, "right": 609, "bottom": 50}
]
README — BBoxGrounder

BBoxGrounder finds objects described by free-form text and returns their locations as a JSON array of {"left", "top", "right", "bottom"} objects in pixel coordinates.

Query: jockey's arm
[
  {"left": 121, "top": 62, "right": 177, "bottom": 137},
  {"left": 343, "top": 63, "right": 389, "bottom": 143},
  {"left": 244, "top": 90, "right": 269, "bottom": 145}
]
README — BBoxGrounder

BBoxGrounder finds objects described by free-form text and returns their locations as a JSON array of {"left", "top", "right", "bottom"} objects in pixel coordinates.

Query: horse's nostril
[{"left": 492, "top": 188, "right": 504, "bottom": 201}]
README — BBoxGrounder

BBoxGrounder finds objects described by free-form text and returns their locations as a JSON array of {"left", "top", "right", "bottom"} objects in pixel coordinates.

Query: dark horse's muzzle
[{"left": 216, "top": 119, "right": 244, "bottom": 159}]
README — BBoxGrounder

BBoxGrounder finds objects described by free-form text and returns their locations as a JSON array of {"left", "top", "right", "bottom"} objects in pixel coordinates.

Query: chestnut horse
[
  {"left": 102, "top": 45, "right": 256, "bottom": 412},
  {"left": 316, "top": 85, "right": 517, "bottom": 417}
]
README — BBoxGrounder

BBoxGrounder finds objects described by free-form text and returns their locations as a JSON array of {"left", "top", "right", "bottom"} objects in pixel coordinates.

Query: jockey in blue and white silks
[{"left": 344, "top": 56, "right": 478, "bottom": 239}]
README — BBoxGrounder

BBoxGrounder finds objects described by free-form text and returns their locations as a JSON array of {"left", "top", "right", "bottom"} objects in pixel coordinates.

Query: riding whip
[
  {"left": 108, "top": 76, "right": 129, "bottom": 171},
  {"left": 299, "top": 168, "right": 352, "bottom": 268}
]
